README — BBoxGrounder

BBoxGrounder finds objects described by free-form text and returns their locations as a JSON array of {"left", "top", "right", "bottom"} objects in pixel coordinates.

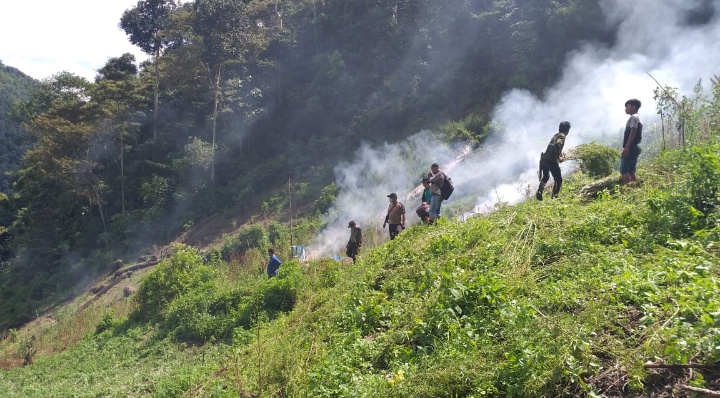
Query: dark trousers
[
  {"left": 389, "top": 224, "right": 402, "bottom": 240},
  {"left": 538, "top": 158, "right": 562, "bottom": 197},
  {"left": 346, "top": 242, "right": 359, "bottom": 262}
]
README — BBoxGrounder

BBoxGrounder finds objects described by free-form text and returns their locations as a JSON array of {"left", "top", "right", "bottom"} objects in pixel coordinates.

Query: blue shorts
[
  {"left": 429, "top": 195, "right": 443, "bottom": 217},
  {"left": 620, "top": 151, "right": 640, "bottom": 174}
]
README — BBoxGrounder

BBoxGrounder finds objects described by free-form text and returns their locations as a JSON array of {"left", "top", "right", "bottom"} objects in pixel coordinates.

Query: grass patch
[{"left": 3, "top": 137, "right": 720, "bottom": 397}]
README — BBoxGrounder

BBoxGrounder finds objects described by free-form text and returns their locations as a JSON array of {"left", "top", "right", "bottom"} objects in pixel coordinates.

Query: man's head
[
  {"left": 387, "top": 192, "right": 398, "bottom": 202},
  {"left": 625, "top": 99, "right": 641, "bottom": 114},
  {"left": 559, "top": 121, "right": 571, "bottom": 133},
  {"left": 430, "top": 163, "right": 440, "bottom": 174},
  {"left": 348, "top": 221, "right": 356, "bottom": 228},
  {"left": 268, "top": 248, "right": 275, "bottom": 256}
]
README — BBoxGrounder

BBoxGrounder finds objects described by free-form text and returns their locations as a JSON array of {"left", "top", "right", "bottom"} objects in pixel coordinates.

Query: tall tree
[
  {"left": 91, "top": 54, "right": 143, "bottom": 214},
  {"left": 193, "top": 0, "right": 250, "bottom": 182},
  {"left": 120, "top": 0, "right": 176, "bottom": 140},
  {"left": 12, "top": 73, "right": 105, "bottom": 256}
]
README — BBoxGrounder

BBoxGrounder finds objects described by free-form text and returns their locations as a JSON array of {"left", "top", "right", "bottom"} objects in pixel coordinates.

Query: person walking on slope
[
  {"left": 621, "top": 99, "right": 642, "bottom": 185},
  {"left": 266, "top": 248, "right": 282, "bottom": 278},
  {"left": 383, "top": 193, "right": 405, "bottom": 240},
  {"left": 346, "top": 221, "right": 363, "bottom": 263},
  {"left": 427, "top": 163, "right": 445, "bottom": 223},
  {"left": 536, "top": 121, "right": 571, "bottom": 200},
  {"left": 416, "top": 177, "right": 432, "bottom": 224}
]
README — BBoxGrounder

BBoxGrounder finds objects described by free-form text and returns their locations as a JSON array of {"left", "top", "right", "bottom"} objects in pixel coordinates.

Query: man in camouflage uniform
[{"left": 536, "top": 121, "right": 571, "bottom": 200}]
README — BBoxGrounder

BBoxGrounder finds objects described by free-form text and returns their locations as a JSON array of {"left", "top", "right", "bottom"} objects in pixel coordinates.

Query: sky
[
  {"left": 310, "top": 0, "right": 720, "bottom": 258},
  {"left": 0, "top": 0, "right": 148, "bottom": 81}
]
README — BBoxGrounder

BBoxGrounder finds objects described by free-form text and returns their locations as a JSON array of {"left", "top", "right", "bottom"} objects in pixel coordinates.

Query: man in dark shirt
[
  {"left": 536, "top": 121, "right": 571, "bottom": 200},
  {"left": 346, "top": 221, "right": 362, "bottom": 263}
]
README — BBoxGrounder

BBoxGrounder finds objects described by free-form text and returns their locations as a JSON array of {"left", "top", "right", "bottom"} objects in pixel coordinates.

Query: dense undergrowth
[{"left": 2, "top": 137, "right": 720, "bottom": 396}]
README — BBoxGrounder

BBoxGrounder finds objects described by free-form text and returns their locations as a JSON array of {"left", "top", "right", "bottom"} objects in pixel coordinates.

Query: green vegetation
[
  {"left": 2, "top": 129, "right": 720, "bottom": 395},
  {"left": 568, "top": 143, "right": 620, "bottom": 178},
  {"left": 0, "top": 0, "right": 617, "bottom": 328},
  {"left": 1, "top": 1, "right": 720, "bottom": 396},
  {"left": 0, "top": 61, "right": 35, "bottom": 192}
]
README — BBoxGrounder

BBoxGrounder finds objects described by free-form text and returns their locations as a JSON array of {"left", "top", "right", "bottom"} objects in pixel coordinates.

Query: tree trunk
[
  {"left": 85, "top": 178, "right": 107, "bottom": 234},
  {"left": 211, "top": 66, "right": 222, "bottom": 182},
  {"left": 484, "top": 0, "right": 496, "bottom": 68},
  {"left": 120, "top": 126, "right": 125, "bottom": 213},
  {"left": 153, "top": 50, "right": 160, "bottom": 140}
]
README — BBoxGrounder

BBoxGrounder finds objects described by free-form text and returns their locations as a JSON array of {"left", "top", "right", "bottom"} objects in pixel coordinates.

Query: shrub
[
  {"left": 220, "top": 224, "right": 268, "bottom": 257},
  {"left": 313, "top": 183, "right": 339, "bottom": 214},
  {"left": 161, "top": 262, "right": 305, "bottom": 344},
  {"left": 646, "top": 189, "right": 704, "bottom": 241},
  {"left": 164, "top": 290, "right": 220, "bottom": 343},
  {"left": 686, "top": 143, "right": 720, "bottom": 216},
  {"left": 133, "top": 244, "right": 215, "bottom": 321},
  {"left": 267, "top": 221, "right": 287, "bottom": 245},
  {"left": 440, "top": 114, "right": 488, "bottom": 143},
  {"left": 568, "top": 143, "right": 619, "bottom": 178},
  {"left": 95, "top": 309, "right": 116, "bottom": 334}
]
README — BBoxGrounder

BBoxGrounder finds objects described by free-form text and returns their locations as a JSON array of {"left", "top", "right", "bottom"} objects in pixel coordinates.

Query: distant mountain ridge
[{"left": 0, "top": 60, "right": 36, "bottom": 192}]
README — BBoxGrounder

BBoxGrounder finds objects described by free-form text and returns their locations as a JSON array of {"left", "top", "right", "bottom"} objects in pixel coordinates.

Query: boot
[
  {"left": 536, "top": 182, "right": 545, "bottom": 201},
  {"left": 551, "top": 180, "right": 562, "bottom": 199}
]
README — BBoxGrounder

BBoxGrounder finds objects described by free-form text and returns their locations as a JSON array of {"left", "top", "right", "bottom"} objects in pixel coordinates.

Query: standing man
[
  {"left": 427, "top": 163, "right": 445, "bottom": 224},
  {"left": 621, "top": 99, "right": 642, "bottom": 185},
  {"left": 536, "top": 121, "right": 571, "bottom": 200},
  {"left": 266, "top": 248, "right": 282, "bottom": 278},
  {"left": 346, "top": 221, "right": 363, "bottom": 263},
  {"left": 383, "top": 193, "right": 406, "bottom": 240}
]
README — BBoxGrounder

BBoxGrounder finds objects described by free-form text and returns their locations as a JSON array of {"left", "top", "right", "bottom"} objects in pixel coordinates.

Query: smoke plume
[{"left": 310, "top": 0, "right": 720, "bottom": 258}]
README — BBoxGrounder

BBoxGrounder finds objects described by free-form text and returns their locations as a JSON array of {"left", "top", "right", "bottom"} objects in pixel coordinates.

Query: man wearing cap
[
  {"left": 383, "top": 193, "right": 406, "bottom": 240},
  {"left": 346, "top": 221, "right": 363, "bottom": 263}
]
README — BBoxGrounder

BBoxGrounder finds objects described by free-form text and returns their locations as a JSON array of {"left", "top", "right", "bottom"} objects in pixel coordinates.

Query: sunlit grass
[{"left": 2, "top": 137, "right": 720, "bottom": 397}]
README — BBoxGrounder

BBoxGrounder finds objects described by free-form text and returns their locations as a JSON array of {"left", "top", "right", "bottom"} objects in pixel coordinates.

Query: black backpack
[{"left": 440, "top": 173, "right": 454, "bottom": 200}]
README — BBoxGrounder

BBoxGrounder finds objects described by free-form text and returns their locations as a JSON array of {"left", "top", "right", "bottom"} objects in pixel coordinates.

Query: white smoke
[
  {"left": 310, "top": 0, "right": 720, "bottom": 258},
  {"left": 309, "top": 132, "right": 460, "bottom": 257}
]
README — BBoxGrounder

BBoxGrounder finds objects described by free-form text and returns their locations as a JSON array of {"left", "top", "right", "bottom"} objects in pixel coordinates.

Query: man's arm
[
  {"left": 555, "top": 134, "right": 566, "bottom": 163},
  {"left": 428, "top": 172, "right": 445, "bottom": 194},
  {"left": 622, "top": 127, "right": 637, "bottom": 157}
]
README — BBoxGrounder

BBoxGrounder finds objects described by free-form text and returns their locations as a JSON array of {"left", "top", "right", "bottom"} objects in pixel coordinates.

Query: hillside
[
  {"left": 0, "top": 0, "right": 623, "bottom": 330},
  {"left": 1, "top": 1, "right": 720, "bottom": 396},
  {"left": 0, "top": 61, "right": 35, "bottom": 192},
  {"left": 1, "top": 134, "right": 719, "bottom": 396}
]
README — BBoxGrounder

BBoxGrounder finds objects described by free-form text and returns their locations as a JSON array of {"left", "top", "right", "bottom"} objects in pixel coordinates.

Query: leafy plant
[
  {"left": 133, "top": 244, "right": 215, "bottom": 321},
  {"left": 220, "top": 224, "right": 269, "bottom": 258},
  {"left": 567, "top": 143, "right": 619, "bottom": 178}
]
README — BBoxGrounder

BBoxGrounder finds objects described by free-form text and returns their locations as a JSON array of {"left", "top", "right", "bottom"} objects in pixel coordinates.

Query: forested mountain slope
[
  {"left": 0, "top": 0, "right": 617, "bottom": 329},
  {"left": 0, "top": 61, "right": 35, "bottom": 192}
]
